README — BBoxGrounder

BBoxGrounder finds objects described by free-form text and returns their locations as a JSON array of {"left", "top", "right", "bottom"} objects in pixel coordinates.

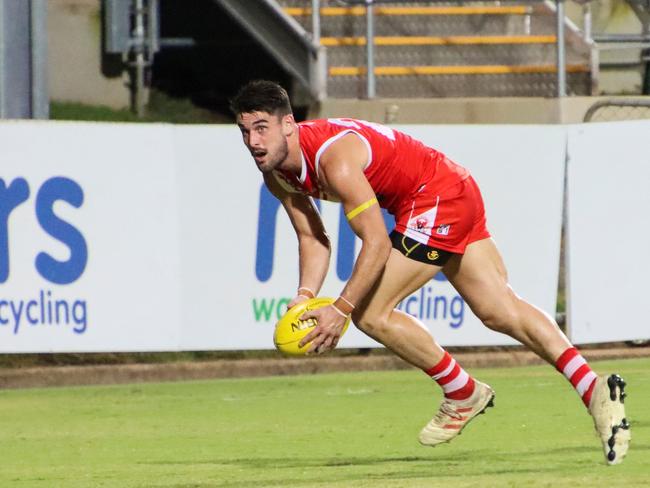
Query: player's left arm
[{"left": 299, "top": 133, "right": 392, "bottom": 353}]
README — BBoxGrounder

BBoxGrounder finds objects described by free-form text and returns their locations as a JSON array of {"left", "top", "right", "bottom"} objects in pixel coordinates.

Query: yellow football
[{"left": 274, "top": 297, "right": 351, "bottom": 356}]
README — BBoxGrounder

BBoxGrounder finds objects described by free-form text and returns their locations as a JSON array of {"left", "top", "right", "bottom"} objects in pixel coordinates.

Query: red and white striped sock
[
  {"left": 424, "top": 351, "right": 475, "bottom": 401},
  {"left": 555, "top": 347, "right": 598, "bottom": 408}
]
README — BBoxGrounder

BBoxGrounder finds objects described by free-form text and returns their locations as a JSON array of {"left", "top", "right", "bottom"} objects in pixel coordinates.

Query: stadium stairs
[{"left": 278, "top": 0, "right": 594, "bottom": 98}]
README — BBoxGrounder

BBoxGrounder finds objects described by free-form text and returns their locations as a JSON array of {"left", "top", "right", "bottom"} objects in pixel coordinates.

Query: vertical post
[
  {"left": 561, "top": 141, "right": 571, "bottom": 339},
  {"left": 556, "top": 0, "right": 566, "bottom": 97},
  {"left": 0, "top": 0, "right": 31, "bottom": 118},
  {"left": 366, "top": 0, "right": 375, "bottom": 99},
  {"left": 641, "top": 48, "right": 650, "bottom": 95},
  {"left": 30, "top": 0, "right": 49, "bottom": 119},
  {"left": 311, "top": 0, "right": 320, "bottom": 45},
  {"left": 148, "top": 0, "right": 159, "bottom": 54},
  {"left": 582, "top": 1, "right": 597, "bottom": 95},
  {"left": 312, "top": 0, "right": 325, "bottom": 99},
  {"left": 583, "top": 2, "right": 592, "bottom": 42},
  {"left": 0, "top": 0, "right": 47, "bottom": 119},
  {"left": 133, "top": 0, "right": 146, "bottom": 117}
]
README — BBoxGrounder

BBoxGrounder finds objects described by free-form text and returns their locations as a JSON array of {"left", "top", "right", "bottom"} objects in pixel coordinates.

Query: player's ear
[{"left": 282, "top": 114, "right": 295, "bottom": 136}]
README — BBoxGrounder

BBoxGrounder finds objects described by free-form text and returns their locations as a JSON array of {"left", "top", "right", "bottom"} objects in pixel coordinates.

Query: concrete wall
[
  {"left": 310, "top": 96, "right": 650, "bottom": 124},
  {"left": 48, "top": 0, "right": 130, "bottom": 109}
]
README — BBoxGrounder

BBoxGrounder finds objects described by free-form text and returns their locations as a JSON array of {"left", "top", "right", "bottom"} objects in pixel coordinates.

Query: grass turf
[{"left": 0, "top": 358, "right": 647, "bottom": 487}]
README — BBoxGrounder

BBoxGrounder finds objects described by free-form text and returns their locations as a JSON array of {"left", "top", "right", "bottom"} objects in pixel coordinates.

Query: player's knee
[
  {"left": 353, "top": 310, "right": 389, "bottom": 337},
  {"left": 478, "top": 294, "right": 522, "bottom": 334},
  {"left": 482, "top": 308, "right": 520, "bottom": 334}
]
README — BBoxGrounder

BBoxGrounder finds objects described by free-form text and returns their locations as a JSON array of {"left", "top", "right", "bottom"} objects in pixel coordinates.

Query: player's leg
[
  {"left": 352, "top": 245, "right": 494, "bottom": 447},
  {"left": 351, "top": 247, "right": 444, "bottom": 369},
  {"left": 444, "top": 237, "right": 630, "bottom": 464},
  {"left": 443, "top": 237, "right": 571, "bottom": 364}
]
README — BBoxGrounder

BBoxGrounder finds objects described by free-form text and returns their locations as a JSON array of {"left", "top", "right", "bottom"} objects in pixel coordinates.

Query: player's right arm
[{"left": 263, "top": 172, "right": 331, "bottom": 307}]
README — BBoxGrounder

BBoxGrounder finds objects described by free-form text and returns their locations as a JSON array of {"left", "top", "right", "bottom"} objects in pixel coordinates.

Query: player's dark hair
[{"left": 229, "top": 80, "right": 293, "bottom": 118}]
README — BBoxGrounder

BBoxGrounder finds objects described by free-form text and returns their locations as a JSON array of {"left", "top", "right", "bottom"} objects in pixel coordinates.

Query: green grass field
[{"left": 1, "top": 358, "right": 648, "bottom": 487}]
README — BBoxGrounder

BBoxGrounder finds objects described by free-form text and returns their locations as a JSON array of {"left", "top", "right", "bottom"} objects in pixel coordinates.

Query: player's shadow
[
  {"left": 143, "top": 454, "right": 568, "bottom": 488},
  {"left": 523, "top": 442, "right": 648, "bottom": 457},
  {"left": 142, "top": 455, "right": 434, "bottom": 469},
  {"left": 169, "top": 460, "right": 559, "bottom": 488}
]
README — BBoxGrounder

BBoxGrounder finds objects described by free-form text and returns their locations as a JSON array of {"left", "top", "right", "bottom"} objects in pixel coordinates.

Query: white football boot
[
  {"left": 419, "top": 381, "right": 495, "bottom": 447},
  {"left": 589, "top": 374, "right": 631, "bottom": 465}
]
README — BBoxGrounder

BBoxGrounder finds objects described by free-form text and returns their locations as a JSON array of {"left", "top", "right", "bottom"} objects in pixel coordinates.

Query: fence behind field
[{"left": 583, "top": 98, "right": 650, "bottom": 122}]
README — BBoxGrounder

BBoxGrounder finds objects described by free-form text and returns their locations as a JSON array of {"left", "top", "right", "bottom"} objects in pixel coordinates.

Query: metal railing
[
  {"left": 104, "top": 0, "right": 159, "bottom": 116},
  {"left": 582, "top": 0, "right": 650, "bottom": 94},
  {"left": 131, "top": 0, "right": 159, "bottom": 117},
  {"left": 583, "top": 98, "right": 650, "bottom": 122},
  {"left": 217, "top": 0, "right": 326, "bottom": 100}
]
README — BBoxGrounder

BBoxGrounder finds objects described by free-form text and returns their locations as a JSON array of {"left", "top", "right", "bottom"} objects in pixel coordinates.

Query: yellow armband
[{"left": 345, "top": 197, "right": 378, "bottom": 221}]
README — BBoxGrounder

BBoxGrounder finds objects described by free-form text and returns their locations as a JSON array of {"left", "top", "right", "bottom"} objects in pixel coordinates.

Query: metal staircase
[
  {"left": 214, "top": 0, "right": 326, "bottom": 100},
  {"left": 279, "top": 0, "right": 594, "bottom": 97}
]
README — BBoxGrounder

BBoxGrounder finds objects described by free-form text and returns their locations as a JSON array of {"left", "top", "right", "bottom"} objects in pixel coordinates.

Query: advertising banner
[
  {"left": 0, "top": 121, "right": 182, "bottom": 352},
  {"left": 566, "top": 120, "right": 650, "bottom": 344},
  {"left": 0, "top": 121, "right": 566, "bottom": 351}
]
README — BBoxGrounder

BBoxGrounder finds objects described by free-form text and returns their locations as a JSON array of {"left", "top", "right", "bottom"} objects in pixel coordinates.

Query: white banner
[
  {"left": 179, "top": 124, "right": 566, "bottom": 348},
  {"left": 0, "top": 121, "right": 566, "bottom": 351},
  {"left": 566, "top": 120, "right": 650, "bottom": 344},
  {"left": 173, "top": 125, "right": 266, "bottom": 350},
  {"left": 0, "top": 121, "right": 181, "bottom": 352}
]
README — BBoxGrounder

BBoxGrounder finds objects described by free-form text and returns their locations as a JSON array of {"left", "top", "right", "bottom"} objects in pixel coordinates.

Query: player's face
[{"left": 237, "top": 111, "right": 290, "bottom": 173}]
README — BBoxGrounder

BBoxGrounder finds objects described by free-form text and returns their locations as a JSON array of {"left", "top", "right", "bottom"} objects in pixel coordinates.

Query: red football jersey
[{"left": 273, "top": 118, "right": 469, "bottom": 215}]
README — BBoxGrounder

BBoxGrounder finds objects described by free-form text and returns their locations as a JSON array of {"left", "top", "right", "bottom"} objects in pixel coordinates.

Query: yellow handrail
[
  {"left": 329, "top": 64, "right": 590, "bottom": 76},
  {"left": 320, "top": 36, "right": 558, "bottom": 46},
  {"left": 284, "top": 6, "right": 532, "bottom": 16}
]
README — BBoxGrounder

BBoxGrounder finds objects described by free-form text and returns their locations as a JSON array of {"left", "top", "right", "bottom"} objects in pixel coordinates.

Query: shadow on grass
[
  {"left": 142, "top": 444, "right": 599, "bottom": 470},
  {"left": 142, "top": 452, "right": 570, "bottom": 488},
  {"left": 521, "top": 440, "right": 650, "bottom": 457},
  {"left": 141, "top": 441, "right": 650, "bottom": 487},
  {"left": 144, "top": 462, "right": 565, "bottom": 488},
  {"left": 142, "top": 455, "right": 435, "bottom": 469}
]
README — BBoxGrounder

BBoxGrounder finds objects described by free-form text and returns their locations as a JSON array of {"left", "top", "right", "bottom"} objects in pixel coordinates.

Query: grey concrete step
[
  {"left": 326, "top": 42, "right": 585, "bottom": 67},
  {"left": 328, "top": 71, "right": 591, "bottom": 97},
  {"left": 290, "top": 11, "right": 540, "bottom": 37}
]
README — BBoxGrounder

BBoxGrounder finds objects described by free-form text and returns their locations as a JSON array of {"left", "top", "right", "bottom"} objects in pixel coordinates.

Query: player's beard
[{"left": 258, "top": 138, "right": 289, "bottom": 174}]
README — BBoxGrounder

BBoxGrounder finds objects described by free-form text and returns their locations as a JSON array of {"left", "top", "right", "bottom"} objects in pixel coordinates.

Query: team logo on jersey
[
  {"left": 408, "top": 206, "right": 438, "bottom": 236},
  {"left": 436, "top": 224, "right": 450, "bottom": 236},
  {"left": 427, "top": 250, "right": 439, "bottom": 261}
]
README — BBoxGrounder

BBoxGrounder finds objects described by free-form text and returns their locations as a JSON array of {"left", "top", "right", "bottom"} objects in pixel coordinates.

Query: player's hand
[
  {"left": 286, "top": 294, "right": 310, "bottom": 310},
  {"left": 298, "top": 305, "right": 348, "bottom": 354}
]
